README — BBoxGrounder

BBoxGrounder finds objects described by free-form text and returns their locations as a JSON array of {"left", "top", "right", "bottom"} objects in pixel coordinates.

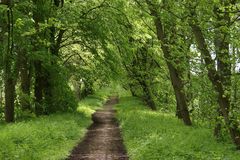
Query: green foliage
[
  {"left": 97, "top": 83, "right": 131, "bottom": 98},
  {"left": 116, "top": 97, "right": 240, "bottom": 160},
  {"left": 0, "top": 0, "right": 240, "bottom": 155},
  {"left": 45, "top": 65, "right": 78, "bottom": 113},
  {"left": 77, "top": 95, "right": 106, "bottom": 117}
]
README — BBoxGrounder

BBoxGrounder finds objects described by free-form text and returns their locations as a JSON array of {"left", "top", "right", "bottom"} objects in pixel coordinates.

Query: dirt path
[{"left": 67, "top": 97, "right": 128, "bottom": 160}]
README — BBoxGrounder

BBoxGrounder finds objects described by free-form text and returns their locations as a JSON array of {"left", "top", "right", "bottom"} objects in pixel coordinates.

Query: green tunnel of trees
[{"left": 1, "top": 0, "right": 240, "bottom": 150}]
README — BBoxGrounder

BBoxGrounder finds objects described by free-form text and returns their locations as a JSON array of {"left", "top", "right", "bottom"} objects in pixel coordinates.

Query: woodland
[{"left": 0, "top": 0, "right": 240, "bottom": 159}]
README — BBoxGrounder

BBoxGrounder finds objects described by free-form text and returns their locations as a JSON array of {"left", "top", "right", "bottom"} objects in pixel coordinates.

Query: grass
[
  {"left": 0, "top": 113, "right": 90, "bottom": 160},
  {"left": 0, "top": 92, "right": 108, "bottom": 160},
  {"left": 76, "top": 95, "right": 106, "bottom": 117},
  {"left": 115, "top": 96, "right": 240, "bottom": 160}
]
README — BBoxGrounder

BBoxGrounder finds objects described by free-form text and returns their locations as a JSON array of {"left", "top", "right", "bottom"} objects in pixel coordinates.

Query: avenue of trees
[{"left": 0, "top": 0, "right": 240, "bottom": 149}]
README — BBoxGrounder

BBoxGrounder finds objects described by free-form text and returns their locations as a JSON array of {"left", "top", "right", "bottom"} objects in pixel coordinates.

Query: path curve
[{"left": 67, "top": 97, "right": 128, "bottom": 160}]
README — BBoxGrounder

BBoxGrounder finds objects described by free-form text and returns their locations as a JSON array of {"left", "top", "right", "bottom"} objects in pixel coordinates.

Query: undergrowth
[
  {"left": 115, "top": 97, "right": 240, "bottom": 160},
  {"left": 0, "top": 113, "right": 89, "bottom": 160},
  {"left": 0, "top": 90, "right": 108, "bottom": 160}
]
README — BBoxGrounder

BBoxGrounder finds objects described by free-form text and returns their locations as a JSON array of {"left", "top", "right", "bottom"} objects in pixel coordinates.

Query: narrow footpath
[{"left": 67, "top": 97, "right": 128, "bottom": 160}]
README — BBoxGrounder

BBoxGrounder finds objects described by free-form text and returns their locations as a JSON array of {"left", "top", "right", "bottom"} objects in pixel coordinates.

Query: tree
[
  {"left": 187, "top": 0, "right": 240, "bottom": 149},
  {"left": 145, "top": 0, "right": 192, "bottom": 125}
]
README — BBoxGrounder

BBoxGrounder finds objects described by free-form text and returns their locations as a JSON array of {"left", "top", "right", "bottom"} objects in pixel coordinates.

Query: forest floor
[{"left": 67, "top": 97, "right": 128, "bottom": 160}]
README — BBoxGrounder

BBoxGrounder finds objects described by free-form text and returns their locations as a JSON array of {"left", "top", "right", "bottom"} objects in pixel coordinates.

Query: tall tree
[
  {"left": 145, "top": 0, "right": 192, "bottom": 125},
  {"left": 3, "top": 2, "right": 19, "bottom": 122},
  {"left": 188, "top": 1, "right": 240, "bottom": 149}
]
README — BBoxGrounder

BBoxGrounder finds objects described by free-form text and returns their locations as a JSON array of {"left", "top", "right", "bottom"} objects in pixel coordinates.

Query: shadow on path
[{"left": 67, "top": 97, "right": 128, "bottom": 160}]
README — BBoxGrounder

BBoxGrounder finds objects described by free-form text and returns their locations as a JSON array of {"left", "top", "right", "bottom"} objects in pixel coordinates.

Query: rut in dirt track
[{"left": 67, "top": 97, "right": 128, "bottom": 160}]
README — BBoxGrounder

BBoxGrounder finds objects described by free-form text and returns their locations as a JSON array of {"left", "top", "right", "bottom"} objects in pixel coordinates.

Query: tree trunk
[
  {"left": 214, "top": 107, "right": 223, "bottom": 138},
  {"left": 168, "top": 64, "right": 191, "bottom": 125},
  {"left": 32, "top": 0, "right": 48, "bottom": 115},
  {"left": 213, "top": 3, "right": 232, "bottom": 139},
  {"left": 190, "top": 22, "right": 240, "bottom": 149},
  {"left": 4, "top": 52, "right": 19, "bottom": 123},
  {"left": 34, "top": 61, "right": 44, "bottom": 115},
  {"left": 4, "top": 77, "right": 15, "bottom": 122},
  {"left": 0, "top": 82, "right": 3, "bottom": 110},
  {"left": 44, "top": 27, "right": 65, "bottom": 112},
  {"left": 139, "top": 80, "right": 157, "bottom": 110},
  {"left": 4, "top": 8, "right": 17, "bottom": 123},
  {"left": 176, "top": 102, "right": 183, "bottom": 119},
  {"left": 20, "top": 53, "right": 32, "bottom": 111},
  {"left": 4, "top": 50, "right": 18, "bottom": 123},
  {"left": 146, "top": 0, "right": 192, "bottom": 125}
]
